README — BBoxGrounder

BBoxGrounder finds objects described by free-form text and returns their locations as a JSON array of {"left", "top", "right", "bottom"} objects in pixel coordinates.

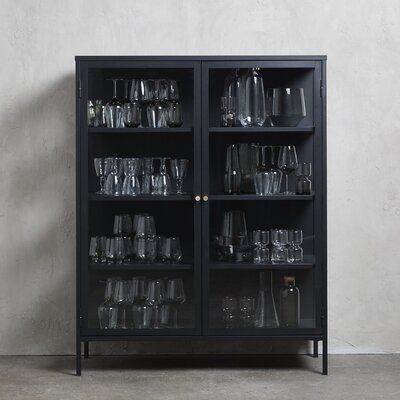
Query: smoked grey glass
[
  {"left": 278, "top": 145, "right": 298, "bottom": 195},
  {"left": 105, "top": 79, "right": 124, "bottom": 128},
  {"left": 224, "top": 144, "right": 241, "bottom": 194},
  {"left": 170, "top": 159, "right": 188, "bottom": 194},
  {"left": 296, "top": 162, "right": 312, "bottom": 195},
  {"left": 238, "top": 68, "right": 266, "bottom": 127},
  {"left": 254, "top": 272, "right": 279, "bottom": 328},
  {"left": 266, "top": 88, "right": 306, "bottom": 127},
  {"left": 279, "top": 276, "right": 300, "bottom": 328}
]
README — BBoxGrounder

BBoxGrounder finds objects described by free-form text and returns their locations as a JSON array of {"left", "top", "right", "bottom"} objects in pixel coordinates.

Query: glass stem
[
  {"left": 176, "top": 179, "right": 183, "bottom": 194},
  {"left": 285, "top": 174, "right": 289, "bottom": 194},
  {"left": 112, "top": 79, "right": 118, "bottom": 99}
]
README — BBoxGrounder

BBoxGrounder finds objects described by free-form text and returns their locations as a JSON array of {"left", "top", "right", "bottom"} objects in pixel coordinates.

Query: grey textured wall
[{"left": 1, "top": 0, "right": 399, "bottom": 355}]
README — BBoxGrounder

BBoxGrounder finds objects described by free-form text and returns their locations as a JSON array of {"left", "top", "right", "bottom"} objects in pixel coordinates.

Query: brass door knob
[
  {"left": 194, "top": 195, "right": 201, "bottom": 202},
  {"left": 203, "top": 195, "right": 209, "bottom": 202}
]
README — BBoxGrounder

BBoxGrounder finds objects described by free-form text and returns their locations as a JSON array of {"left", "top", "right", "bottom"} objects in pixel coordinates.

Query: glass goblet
[
  {"left": 170, "top": 159, "right": 188, "bottom": 194},
  {"left": 278, "top": 145, "right": 298, "bottom": 195}
]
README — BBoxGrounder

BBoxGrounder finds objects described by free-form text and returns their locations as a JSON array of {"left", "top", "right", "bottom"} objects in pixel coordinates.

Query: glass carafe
[
  {"left": 238, "top": 68, "right": 266, "bottom": 127},
  {"left": 224, "top": 144, "right": 241, "bottom": 194},
  {"left": 223, "top": 69, "right": 241, "bottom": 126},
  {"left": 254, "top": 272, "right": 279, "bottom": 328},
  {"left": 279, "top": 276, "right": 300, "bottom": 328}
]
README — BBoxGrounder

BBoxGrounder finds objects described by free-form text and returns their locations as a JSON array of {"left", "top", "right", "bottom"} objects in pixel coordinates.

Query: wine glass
[
  {"left": 113, "top": 280, "right": 132, "bottom": 329},
  {"left": 113, "top": 214, "right": 133, "bottom": 236},
  {"left": 170, "top": 159, "right": 188, "bottom": 194},
  {"left": 123, "top": 79, "right": 141, "bottom": 128},
  {"left": 122, "top": 158, "right": 141, "bottom": 196},
  {"left": 141, "top": 157, "right": 155, "bottom": 194},
  {"left": 147, "top": 279, "right": 166, "bottom": 329},
  {"left": 105, "top": 158, "right": 123, "bottom": 196},
  {"left": 278, "top": 146, "right": 298, "bottom": 195},
  {"left": 254, "top": 146, "right": 282, "bottom": 195},
  {"left": 146, "top": 80, "right": 168, "bottom": 128},
  {"left": 153, "top": 157, "right": 172, "bottom": 195},
  {"left": 165, "top": 278, "right": 186, "bottom": 328},
  {"left": 105, "top": 79, "right": 124, "bottom": 128},
  {"left": 94, "top": 158, "right": 107, "bottom": 194},
  {"left": 98, "top": 278, "right": 118, "bottom": 329},
  {"left": 161, "top": 237, "right": 182, "bottom": 263}
]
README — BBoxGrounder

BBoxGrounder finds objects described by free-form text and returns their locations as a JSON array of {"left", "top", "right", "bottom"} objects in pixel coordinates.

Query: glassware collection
[
  {"left": 88, "top": 78, "right": 183, "bottom": 128},
  {"left": 89, "top": 214, "right": 183, "bottom": 264},
  {"left": 98, "top": 276, "right": 186, "bottom": 329},
  {"left": 221, "top": 272, "right": 300, "bottom": 329},
  {"left": 220, "top": 69, "right": 306, "bottom": 128},
  {"left": 93, "top": 157, "right": 188, "bottom": 196},
  {"left": 212, "top": 210, "right": 304, "bottom": 263},
  {"left": 224, "top": 144, "right": 312, "bottom": 195}
]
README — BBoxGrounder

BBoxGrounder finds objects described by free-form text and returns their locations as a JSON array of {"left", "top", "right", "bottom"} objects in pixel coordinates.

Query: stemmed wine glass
[
  {"left": 146, "top": 79, "right": 168, "bottom": 128},
  {"left": 94, "top": 158, "right": 107, "bottom": 194},
  {"left": 278, "top": 146, "right": 298, "bottom": 195},
  {"left": 166, "top": 80, "right": 183, "bottom": 127},
  {"left": 170, "top": 159, "right": 188, "bottom": 194},
  {"left": 105, "top": 79, "right": 124, "bottom": 128},
  {"left": 165, "top": 278, "right": 186, "bottom": 328},
  {"left": 147, "top": 279, "right": 166, "bottom": 329},
  {"left": 123, "top": 79, "right": 141, "bottom": 128}
]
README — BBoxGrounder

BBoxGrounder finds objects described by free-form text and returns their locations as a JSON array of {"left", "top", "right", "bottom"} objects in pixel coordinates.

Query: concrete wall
[{"left": 1, "top": 0, "right": 399, "bottom": 355}]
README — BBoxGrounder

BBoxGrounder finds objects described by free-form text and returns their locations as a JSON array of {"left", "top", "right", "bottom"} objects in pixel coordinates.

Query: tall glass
[
  {"left": 223, "top": 69, "right": 241, "bottom": 126},
  {"left": 105, "top": 79, "right": 124, "bottom": 128},
  {"left": 153, "top": 157, "right": 172, "bottom": 195},
  {"left": 141, "top": 157, "right": 155, "bottom": 194},
  {"left": 146, "top": 79, "right": 168, "bottom": 128},
  {"left": 278, "top": 145, "right": 298, "bottom": 195},
  {"left": 254, "top": 146, "right": 282, "bottom": 195},
  {"left": 122, "top": 158, "right": 141, "bottom": 196},
  {"left": 238, "top": 68, "right": 266, "bottom": 127},
  {"left": 123, "top": 79, "right": 141, "bottom": 128},
  {"left": 224, "top": 144, "right": 241, "bottom": 194},
  {"left": 147, "top": 279, "right": 166, "bottom": 329}
]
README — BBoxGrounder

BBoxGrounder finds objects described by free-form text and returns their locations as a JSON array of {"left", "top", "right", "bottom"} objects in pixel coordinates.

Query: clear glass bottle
[
  {"left": 238, "top": 68, "right": 266, "bottom": 127},
  {"left": 296, "top": 162, "right": 312, "bottom": 195},
  {"left": 279, "top": 276, "right": 300, "bottom": 328},
  {"left": 254, "top": 271, "right": 279, "bottom": 328}
]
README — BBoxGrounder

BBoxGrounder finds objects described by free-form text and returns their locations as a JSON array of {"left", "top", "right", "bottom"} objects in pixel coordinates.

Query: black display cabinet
[{"left": 75, "top": 56, "right": 327, "bottom": 375}]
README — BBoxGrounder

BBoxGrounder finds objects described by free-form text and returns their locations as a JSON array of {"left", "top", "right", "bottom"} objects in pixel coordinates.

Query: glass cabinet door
[
  {"left": 202, "top": 61, "right": 322, "bottom": 335},
  {"left": 78, "top": 61, "right": 201, "bottom": 335}
]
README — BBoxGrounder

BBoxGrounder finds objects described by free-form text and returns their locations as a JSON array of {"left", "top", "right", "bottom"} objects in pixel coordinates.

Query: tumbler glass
[{"left": 221, "top": 296, "right": 237, "bottom": 328}]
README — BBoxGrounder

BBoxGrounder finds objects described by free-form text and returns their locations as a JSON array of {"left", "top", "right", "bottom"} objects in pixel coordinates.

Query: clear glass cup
[
  {"left": 135, "top": 215, "right": 156, "bottom": 238},
  {"left": 105, "top": 79, "right": 124, "bottom": 128},
  {"left": 94, "top": 158, "right": 107, "bottom": 194},
  {"left": 239, "top": 296, "right": 255, "bottom": 328},
  {"left": 113, "top": 214, "right": 133, "bottom": 236},
  {"left": 266, "top": 88, "right": 306, "bottom": 127},
  {"left": 132, "top": 303, "right": 153, "bottom": 329},
  {"left": 271, "top": 229, "right": 288, "bottom": 263},
  {"left": 113, "top": 280, "right": 132, "bottom": 329},
  {"left": 105, "top": 158, "right": 123, "bottom": 196},
  {"left": 153, "top": 157, "right": 172, "bottom": 195},
  {"left": 140, "top": 157, "right": 155, "bottom": 194},
  {"left": 278, "top": 146, "right": 298, "bottom": 195},
  {"left": 114, "top": 237, "right": 125, "bottom": 264},
  {"left": 238, "top": 68, "right": 266, "bottom": 127},
  {"left": 166, "top": 101, "right": 183, "bottom": 127},
  {"left": 170, "top": 159, "right": 188, "bottom": 194},
  {"left": 147, "top": 279, "right": 166, "bottom": 329},
  {"left": 165, "top": 278, "right": 186, "bottom": 328},
  {"left": 221, "top": 296, "right": 237, "bottom": 328},
  {"left": 136, "top": 237, "right": 156, "bottom": 263},
  {"left": 279, "top": 276, "right": 300, "bottom": 328},
  {"left": 220, "top": 96, "right": 235, "bottom": 127},
  {"left": 146, "top": 79, "right": 168, "bottom": 128},
  {"left": 296, "top": 162, "right": 312, "bottom": 195},
  {"left": 88, "top": 100, "right": 95, "bottom": 127},
  {"left": 98, "top": 303, "right": 118, "bottom": 329},
  {"left": 238, "top": 143, "right": 259, "bottom": 193},
  {"left": 252, "top": 230, "right": 270, "bottom": 264},
  {"left": 94, "top": 100, "right": 106, "bottom": 127},
  {"left": 89, "top": 237, "right": 99, "bottom": 263},
  {"left": 122, "top": 80, "right": 141, "bottom": 128},
  {"left": 287, "top": 229, "right": 304, "bottom": 263},
  {"left": 161, "top": 237, "right": 182, "bottom": 263},
  {"left": 122, "top": 158, "right": 141, "bottom": 195},
  {"left": 89, "top": 236, "right": 107, "bottom": 263},
  {"left": 254, "top": 146, "right": 282, "bottom": 195}
]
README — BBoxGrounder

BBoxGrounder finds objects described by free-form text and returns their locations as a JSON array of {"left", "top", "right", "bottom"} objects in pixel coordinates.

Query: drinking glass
[
  {"left": 239, "top": 296, "right": 255, "bottom": 327},
  {"left": 165, "top": 278, "right": 186, "bottom": 328},
  {"left": 123, "top": 236, "right": 134, "bottom": 262},
  {"left": 161, "top": 237, "right": 182, "bottom": 263},
  {"left": 252, "top": 230, "right": 270, "bottom": 264},
  {"left": 135, "top": 215, "right": 156, "bottom": 238},
  {"left": 224, "top": 144, "right": 241, "bottom": 194},
  {"left": 170, "top": 159, "right": 188, "bottom": 194},
  {"left": 136, "top": 237, "right": 156, "bottom": 263},
  {"left": 266, "top": 88, "right": 306, "bottom": 127},
  {"left": 287, "top": 229, "right": 304, "bottom": 263},
  {"left": 278, "top": 146, "right": 298, "bottom": 195},
  {"left": 94, "top": 158, "right": 107, "bottom": 194},
  {"left": 105, "top": 158, "right": 123, "bottom": 196},
  {"left": 238, "top": 68, "right": 266, "bottom": 127},
  {"left": 89, "top": 236, "right": 107, "bottom": 263},
  {"left": 105, "top": 238, "right": 115, "bottom": 264},
  {"left": 88, "top": 100, "right": 95, "bottom": 127},
  {"left": 122, "top": 158, "right": 141, "bottom": 195},
  {"left": 221, "top": 296, "right": 237, "bottom": 328},
  {"left": 296, "top": 162, "right": 312, "bottom": 195},
  {"left": 140, "top": 157, "right": 155, "bottom": 194},
  {"left": 105, "top": 79, "right": 124, "bottom": 128},
  {"left": 132, "top": 303, "right": 153, "bottom": 329},
  {"left": 123, "top": 79, "right": 141, "bottom": 128},
  {"left": 113, "top": 279, "right": 132, "bottom": 328},
  {"left": 223, "top": 69, "right": 241, "bottom": 126},
  {"left": 131, "top": 276, "right": 150, "bottom": 329},
  {"left": 94, "top": 100, "right": 106, "bottom": 127},
  {"left": 147, "top": 279, "right": 166, "bottom": 329},
  {"left": 271, "top": 229, "right": 288, "bottom": 263},
  {"left": 220, "top": 96, "right": 235, "bottom": 127},
  {"left": 98, "top": 277, "right": 118, "bottom": 329},
  {"left": 146, "top": 79, "right": 168, "bottom": 128},
  {"left": 114, "top": 237, "right": 125, "bottom": 264},
  {"left": 113, "top": 214, "right": 133, "bottom": 236},
  {"left": 238, "top": 143, "right": 259, "bottom": 193},
  {"left": 254, "top": 146, "right": 282, "bottom": 195},
  {"left": 155, "top": 235, "right": 164, "bottom": 261},
  {"left": 89, "top": 237, "right": 99, "bottom": 263},
  {"left": 167, "top": 101, "right": 183, "bottom": 127},
  {"left": 153, "top": 157, "right": 172, "bottom": 195},
  {"left": 131, "top": 276, "right": 148, "bottom": 304}
]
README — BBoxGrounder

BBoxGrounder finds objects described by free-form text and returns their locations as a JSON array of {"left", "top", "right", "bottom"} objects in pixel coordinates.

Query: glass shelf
[{"left": 208, "top": 257, "right": 315, "bottom": 270}]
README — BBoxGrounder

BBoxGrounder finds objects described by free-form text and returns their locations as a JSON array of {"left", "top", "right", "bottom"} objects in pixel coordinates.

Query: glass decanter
[
  {"left": 254, "top": 272, "right": 279, "bottom": 328},
  {"left": 238, "top": 68, "right": 266, "bottom": 127},
  {"left": 105, "top": 79, "right": 124, "bottom": 128},
  {"left": 279, "top": 276, "right": 300, "bottom": 328}
]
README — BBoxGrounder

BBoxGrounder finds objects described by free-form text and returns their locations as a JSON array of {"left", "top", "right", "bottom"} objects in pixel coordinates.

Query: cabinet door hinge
[
  {"left": 320, "top": 80, "right": 324, "bottom": 98},
  {"left": 78, "top": 80, "right": 82, "bottom": 98}
]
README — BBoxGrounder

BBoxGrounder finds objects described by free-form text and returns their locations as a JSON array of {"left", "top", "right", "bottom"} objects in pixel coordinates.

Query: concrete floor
[{"left": 0, "top": 355, "right": 399, "bottom": 399}]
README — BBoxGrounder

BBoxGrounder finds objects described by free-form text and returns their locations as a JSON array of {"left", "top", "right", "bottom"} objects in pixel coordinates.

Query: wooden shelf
[
  {"left": 209, "top": 127, "right": 314, "bottom": 134},
  {"left": 89, "top": 127, "right": 193, "bottom": 134},
  {"left": 89, "top": 194, "right": 193, "bottom": 201},
  {"left": 209, "top": 194, "right": 314, "bottom": 201},
  {"left": 89, "top": 262, "right": 193, "bottom": 271}
]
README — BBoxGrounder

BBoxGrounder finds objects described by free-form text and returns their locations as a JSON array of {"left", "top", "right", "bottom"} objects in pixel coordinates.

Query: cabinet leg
[
  {"left": 313, "top": 340, "right": 319, "bottom": 358},
  {"left": 322, "top": 338, "right": 328, "bottom": 375},
  {"left": 84, "top": 341, "right": 89, "bottom": 359},
  {"left": 76, "top": 341, "right": 81, "bottom": 376}
]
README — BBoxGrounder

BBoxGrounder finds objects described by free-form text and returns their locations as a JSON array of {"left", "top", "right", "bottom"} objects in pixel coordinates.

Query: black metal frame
[{"left": 75, "top": 55, "right": 327, "bottom": 376}]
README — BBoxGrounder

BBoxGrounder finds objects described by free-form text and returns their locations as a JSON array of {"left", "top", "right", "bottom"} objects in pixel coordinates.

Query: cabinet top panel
[{"left": 75, "top": 55, "right": 327, "bottom": 62}]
